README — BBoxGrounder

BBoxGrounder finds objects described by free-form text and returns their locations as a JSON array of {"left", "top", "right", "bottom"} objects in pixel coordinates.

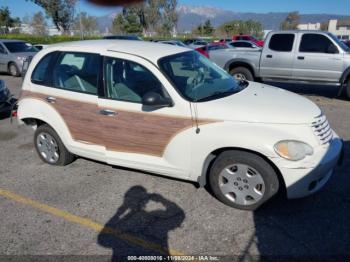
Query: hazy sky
[{"left": 1, "top": 0, "right": 350, "bottom": 18}]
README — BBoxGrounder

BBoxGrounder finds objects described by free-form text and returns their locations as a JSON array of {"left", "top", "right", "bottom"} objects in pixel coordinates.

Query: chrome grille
[{"left": 311, "top": 115, "right": 333, "bottom": 145}]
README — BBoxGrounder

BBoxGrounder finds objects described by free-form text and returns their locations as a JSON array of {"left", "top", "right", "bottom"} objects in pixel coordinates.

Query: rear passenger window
[
  {"left": 299, "top": 34, "right": 338, "bottom": 53},
  {"left": 269, "top": 34, "right": 295, "bottom": 52},
  {"left": 31, "top": 52, "right": 57, "bottom": 84},
  {"left": 52, "top": 52, "right": 100, "bottom": 95}
]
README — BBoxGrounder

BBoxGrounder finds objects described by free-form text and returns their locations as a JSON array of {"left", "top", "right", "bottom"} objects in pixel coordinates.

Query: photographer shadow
[{"left": 97, "top": 186, "right": 185, "bottom": 261}]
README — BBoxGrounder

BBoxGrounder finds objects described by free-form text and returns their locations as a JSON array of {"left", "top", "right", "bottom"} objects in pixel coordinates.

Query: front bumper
[{"left": 277, "top": 137, "right": 343, "bottom": 199}]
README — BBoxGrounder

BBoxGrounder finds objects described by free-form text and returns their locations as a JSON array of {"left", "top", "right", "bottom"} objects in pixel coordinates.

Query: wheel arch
[
  {"left": 340, "top": 66, "right": 350, "bottom": 84},
  {"left": 224, "top": 59, "right": 256, "bottom": 78},
  {"left": 198, "top": 147, "right": 286, "bottom": 193}
]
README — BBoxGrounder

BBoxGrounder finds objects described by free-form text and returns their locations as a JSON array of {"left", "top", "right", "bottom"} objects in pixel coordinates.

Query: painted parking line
[{"left": 0, "top": 188, "right": 185, "bottom": 256}]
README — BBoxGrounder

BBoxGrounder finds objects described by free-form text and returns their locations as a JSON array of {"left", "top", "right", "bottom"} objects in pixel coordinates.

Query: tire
[
  {"left": 344, "top": 78, "right": 350, "bottom": 100},
  {"left": 34, "top": 124, "right": 75, "bottom": 166},
  {"left": 209, "top": 150, "right": 279, "bottom": 210},
  {"left": 229, "top": 67, "right": 254, "bottom": 81},
  {"left": 8, "top": 62, "right": 20, "bottom": 77}
]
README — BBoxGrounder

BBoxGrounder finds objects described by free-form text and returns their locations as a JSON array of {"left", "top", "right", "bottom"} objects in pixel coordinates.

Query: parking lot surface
[{"left": 0, "top": 74, "right": 350, "bottom": 260}]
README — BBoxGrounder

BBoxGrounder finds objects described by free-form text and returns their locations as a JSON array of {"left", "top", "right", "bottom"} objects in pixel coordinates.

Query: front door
[
  {"left": 98, "top": 55, "right": 193, "bottom": 179},
  {"left": 293, "top": 33, "right": 344, "bottom": 82}
]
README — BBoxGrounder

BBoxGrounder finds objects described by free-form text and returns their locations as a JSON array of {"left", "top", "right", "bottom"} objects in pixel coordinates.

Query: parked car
[
  {"left": 209, "top": 30, "right": 350, "bottom": 99},
  {"left": 232, "top": 34, "right": 264, "bottom": 47},
  {"left": 158, "top": 40, "right": 187, "bottom": 47},
  {"left": 103, "top": 35, "right": 142, "bottom": 41},
  {"left": 184, "top": 39, "right": 208, "bottom": 49},
  {"left": 0, "top": 79, "right": 16, "bottom": 115},
  {"left": 0, "top": 39, "right": 38, "bottom": 77},
  {"left": 195, "top": 42, "right": 230, "bottom": 58},
  {"left": 34, "top": 44, "right": 49, "bottom": 50},
  {"left": 344, "top": 40, "right": 350, "bottom": 48},
  {"left": 17, "top": 40, "right": 343, "bottom": 210},
  {"left": 229, "top": 40, "right": 261, "bottom": 50}
]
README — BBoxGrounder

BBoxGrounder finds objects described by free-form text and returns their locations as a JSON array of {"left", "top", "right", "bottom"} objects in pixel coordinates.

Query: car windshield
[
  {"left": 158, "top": 51, "right": 246, "bottom": 102},
  {"left": 328, "top": 33, "right": 350, "bottom": 52},
  {"left": 3, "top": 42, "right": 37, "bottom": 53}
]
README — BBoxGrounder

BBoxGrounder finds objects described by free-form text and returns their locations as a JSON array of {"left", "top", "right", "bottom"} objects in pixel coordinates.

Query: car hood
[
  {"left": 13, "top": 52, "right": 37, "bottom": 58},
  {"left": 196, "top": 82, "right": 321, "bottom": 124}
]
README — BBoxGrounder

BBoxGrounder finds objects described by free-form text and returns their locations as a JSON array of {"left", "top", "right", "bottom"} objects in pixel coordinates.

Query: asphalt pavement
[{"left": 0, "top": 74, "right": 350, "bottom": 261}]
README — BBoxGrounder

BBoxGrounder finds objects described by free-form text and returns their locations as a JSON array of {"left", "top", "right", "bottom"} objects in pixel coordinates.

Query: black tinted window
[
  {"left": 232, "top": 42, "right": 252, "bottom": 48},
  {"left": 3, "top": 42, "right": 37, "bottom": 53},
  {"left": 104, "top": 57, "right": 164, "bottom": 103},
  {"left": 300, "top": 34, "right": 338, "bottom": 53},
  {"left": 0, "top": 44, "right": 5, "bottom": 54},
  {"left": 269, "top": 34, "right": 295, "bottom": 52},
  {"left": 52, "top": 52, "right": 100, "bottom": 95},
  {"left": 31, "top": 52, "right": 57, "bottom": 84}
]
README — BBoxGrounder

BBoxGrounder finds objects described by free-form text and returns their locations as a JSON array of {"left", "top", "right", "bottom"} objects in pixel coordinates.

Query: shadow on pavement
[
  {"left": 242, "top": 140, "right": 350, "bottom": 259},
  {"left": 97, "top": 186, "right": 185, "bottom": 261}
]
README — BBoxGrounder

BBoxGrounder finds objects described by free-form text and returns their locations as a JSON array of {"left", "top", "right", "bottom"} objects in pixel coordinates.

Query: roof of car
[{"left": 46, "top": 40, "right": 190, "bottom": 64}]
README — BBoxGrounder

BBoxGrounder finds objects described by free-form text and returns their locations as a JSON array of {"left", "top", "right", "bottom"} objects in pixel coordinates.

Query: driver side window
[{"left": 103, "top": 57, "right": 164, "bottom": 103}]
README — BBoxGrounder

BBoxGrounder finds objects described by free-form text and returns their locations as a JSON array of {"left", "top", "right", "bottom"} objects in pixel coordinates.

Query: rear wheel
[
  {"left": 8, "top": 62, "right": 20, "bottom": 77},
  {"left": 209, "top": 150, "right": 279, "bottom": 210},
  {"left": 34, "top": 124, "right": 75, "bottom": 166},
  {"left": 229, "top": 67, "right": 254, "bottom": 81}
]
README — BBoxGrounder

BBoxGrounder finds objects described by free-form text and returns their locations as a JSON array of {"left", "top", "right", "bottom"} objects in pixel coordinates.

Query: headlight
[
  {"left": 16, "top": 56, "right": 26, "bottom": 61},
  {"left": 274, "top": 140, "right": 314, "bottom": 161}
]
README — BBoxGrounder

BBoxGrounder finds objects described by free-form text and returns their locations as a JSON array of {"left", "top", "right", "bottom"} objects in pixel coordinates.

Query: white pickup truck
[{"left": 209, "top": 30, "right": 350, "bottom": 99}]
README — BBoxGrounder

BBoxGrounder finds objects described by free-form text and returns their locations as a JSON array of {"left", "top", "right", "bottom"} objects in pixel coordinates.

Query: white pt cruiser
[{"left": 18, "top": 40, "right": 343, "bottom": 210}]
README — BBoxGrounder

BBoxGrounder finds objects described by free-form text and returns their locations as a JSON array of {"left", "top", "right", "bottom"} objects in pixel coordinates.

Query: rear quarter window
[
  {"left": 31, "top": 52, "right": 57, "bottom": 85},
  {"left": 269, "top": 34, "right": 295, "bottom": 52}
]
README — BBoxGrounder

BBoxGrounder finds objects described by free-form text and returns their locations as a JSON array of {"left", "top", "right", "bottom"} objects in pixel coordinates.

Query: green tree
[
  {"left": 28, "top": 0, "right": 77, "bottom": 33},
  {"left": 0, "top": 6, "right": 20, "bottom": 34},
  {"left": 74, "top": 12, "right": 98, "bottom": 37},
  {"left": 280, "top": 11, "right": 300, "bottom": 30},
  {"left": 30, "top": 11, "right": 47, "bottom": 36},
  {"left": 216, "top": 20, "right": 263, "bottom": 38},
  {"left": 203, "top": 19, "right": 214, "bottom": 35},
  {"left": 111, "top": 13, "right": 126, "bottom": 34}
]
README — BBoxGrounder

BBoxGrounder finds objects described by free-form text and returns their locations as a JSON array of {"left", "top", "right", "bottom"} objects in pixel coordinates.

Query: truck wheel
[
  {"left": 345, "top": 79, "right": 350, "bottom": 100},
  {"left": 34, "top": 124, "right": 75, "bottom": 166},
  {"left": 229, "top": 67, "right": 254, "bottom": 81},
  {"left": 209, "top": 150, "right": 279, "bottom": 210},
  {"left": 8, "top": 62, "right": 20, "bottom": 77}
]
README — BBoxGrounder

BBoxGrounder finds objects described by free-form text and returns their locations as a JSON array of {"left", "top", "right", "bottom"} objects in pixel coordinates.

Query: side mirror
[
  {"left": 142, "top": 92, "right": 172, "bottom": 107},
  {"left": 327, "top": 44, "right": 339, "bottom": 54}
]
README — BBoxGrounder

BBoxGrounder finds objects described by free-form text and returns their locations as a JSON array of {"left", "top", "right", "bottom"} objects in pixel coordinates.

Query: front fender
[{"left": 189, "top": 121, "right": 317, "bottom": 182}]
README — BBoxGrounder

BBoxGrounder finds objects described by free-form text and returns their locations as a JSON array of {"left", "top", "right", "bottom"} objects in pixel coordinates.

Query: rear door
[
  {"left": 260, "top": 33, "right": 296, "bottom": 79},
  {"left": 29, "top": 51, "right": 105, "bottom": 160},
  {"left": 0, "top": 43, "right": 7, "bottom": 72},
  {"left": 293, "top": 33, "right": 343, "bottom": 82}
]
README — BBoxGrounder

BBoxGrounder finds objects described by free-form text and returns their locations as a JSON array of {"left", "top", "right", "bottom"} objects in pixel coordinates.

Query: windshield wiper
[{"left": 196, "top": 89, "right": 235, "bottom": 102}]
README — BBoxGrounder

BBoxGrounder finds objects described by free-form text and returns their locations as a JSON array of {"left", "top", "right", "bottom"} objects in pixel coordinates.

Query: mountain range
[{"left": 96, "top": 5, "right": 350, "bottom": 33}]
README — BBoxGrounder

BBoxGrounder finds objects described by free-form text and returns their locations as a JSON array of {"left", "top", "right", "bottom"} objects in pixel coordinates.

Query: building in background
[
  {"left": 328, "top": 19, "right": 350, "bottom": 40},
  {"left": 297, "top": 23, "right": 321, "bottom": 30}
]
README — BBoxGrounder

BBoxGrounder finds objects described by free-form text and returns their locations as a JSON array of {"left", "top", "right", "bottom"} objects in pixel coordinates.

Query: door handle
[
  {"left": 45, "top": 96, "right": 56, "bottom": 103},
  {"left": 266, "top": 55, "right": 273, "bottom": 58},
  {"left": 297, "top": 56, "right": 305, "bottom": 60},
  {"left": 100, "top": 109, "right": 117, "bottom": 117}
]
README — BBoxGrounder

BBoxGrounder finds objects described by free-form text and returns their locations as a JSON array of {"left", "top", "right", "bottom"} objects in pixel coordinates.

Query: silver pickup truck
[{"left": 209, "top": 30, "right": 350, "bottom": 99}]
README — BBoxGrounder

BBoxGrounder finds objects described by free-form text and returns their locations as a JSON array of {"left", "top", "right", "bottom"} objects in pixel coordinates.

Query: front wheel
[
  {"left": 344, "top": 79, "right": 350, "bottom": 100},
  {"left": 209, "top": 150, "right": 279, "bottom": 210},
  {"left": 8, "top": 62, "right": 20, "bottom": 77},
  {"left": 229, "top": 67, "right": 254, "bottom": 81},
  {"left": 34, "top": 124, "right": 75, "bottom": 166}
]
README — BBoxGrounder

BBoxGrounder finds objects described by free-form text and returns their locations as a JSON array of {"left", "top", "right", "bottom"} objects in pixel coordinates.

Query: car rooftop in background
[{"left": 103, "top": 35, "right": 142, "bottom": 40}]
